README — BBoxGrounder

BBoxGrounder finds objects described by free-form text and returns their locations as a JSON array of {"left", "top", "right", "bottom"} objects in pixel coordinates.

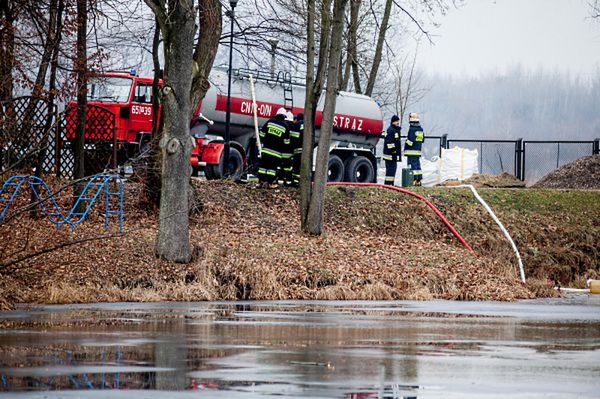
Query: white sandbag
[
  {"left": 421, "top": 157, "right": 441, "bottom": 187},
  {"left": 440, "top": 147, "right": 479, "bottom": 182}
]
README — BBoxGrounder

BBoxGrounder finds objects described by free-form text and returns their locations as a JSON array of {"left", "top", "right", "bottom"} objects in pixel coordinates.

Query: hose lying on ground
[
  {"left": 451, "top": 184, "right": 526, "bottom": 283},
  {"left": 326, "top": 182, "right": 476, "bottom": 255}
]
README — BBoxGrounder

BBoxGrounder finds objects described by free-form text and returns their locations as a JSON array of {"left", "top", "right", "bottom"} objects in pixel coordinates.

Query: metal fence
[
  {"left": 413, "top": 135, "right": 599, "bottom": 182},
  {"left": 447, "top": 139, "right": 520, "bottom": 176},
  {"left": 522, "top": 140, "right": 598, "bottom": 183},
  {"left": 1, "top": 96, "right": 117, "bottom": 178}
]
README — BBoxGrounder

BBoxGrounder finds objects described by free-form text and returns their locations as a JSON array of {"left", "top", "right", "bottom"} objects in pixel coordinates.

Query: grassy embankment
[{"left": 1, "top": 180, "right": 598, "bottom": 309}]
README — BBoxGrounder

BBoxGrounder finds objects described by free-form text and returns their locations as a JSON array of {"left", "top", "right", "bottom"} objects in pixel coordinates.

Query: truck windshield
[{"left": 87, "top": 77, "right": 132, "bottom": 103}]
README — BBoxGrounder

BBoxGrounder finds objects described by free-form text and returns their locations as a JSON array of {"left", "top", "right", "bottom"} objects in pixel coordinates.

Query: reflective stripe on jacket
[
  {"left": 404, "top": 121, "right": 424, "bottom": 157},
  {"left": 382, "top": 124, "right": 401, "bottom": 162}
]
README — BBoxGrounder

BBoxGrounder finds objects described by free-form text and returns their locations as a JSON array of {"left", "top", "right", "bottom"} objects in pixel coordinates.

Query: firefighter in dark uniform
[
  {"left": 290, "top": 113, "right": 304, "bottom": 187},
  {"left": 258, "top": 107, "right": 289, "bottom": 185},
  {"left": 404, "top": 112, "right": 424, "bottom": 186},
  {"left": 382, "top": 115, "right": 402, "bottom": 185}
]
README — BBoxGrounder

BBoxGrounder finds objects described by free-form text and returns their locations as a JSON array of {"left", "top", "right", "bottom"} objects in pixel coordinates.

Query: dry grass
[{"left": 2, "top": 179, "right": 598, "bottom": 309}]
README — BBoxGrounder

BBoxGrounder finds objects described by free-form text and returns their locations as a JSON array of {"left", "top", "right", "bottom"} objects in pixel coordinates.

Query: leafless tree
[
  {"left": 591, "top": 1, "right": 600, "bottom": 18},
  {"left": 74, "top": 0, "right": 87, "bottom": 209},
  {"left": 144, "top": 0, "right": 221, "bottom": 263},
  {"left": 301, "top": 0, "right": 348, "bottom": 235}
]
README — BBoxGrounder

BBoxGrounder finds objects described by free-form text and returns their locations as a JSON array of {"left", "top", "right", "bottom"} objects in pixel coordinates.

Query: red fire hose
[{"left": 327, "top": 182, "right": 476, "bottom": 255}]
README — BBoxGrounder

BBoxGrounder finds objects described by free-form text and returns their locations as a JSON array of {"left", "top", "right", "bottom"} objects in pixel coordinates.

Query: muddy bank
[{"left": 1, "top": 180, "right": 599, "bottom": 309}]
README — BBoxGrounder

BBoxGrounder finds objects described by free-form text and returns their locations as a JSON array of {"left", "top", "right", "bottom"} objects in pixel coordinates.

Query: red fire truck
[{"left": 66, "top": 68, "right": 384, "bottom": 182}]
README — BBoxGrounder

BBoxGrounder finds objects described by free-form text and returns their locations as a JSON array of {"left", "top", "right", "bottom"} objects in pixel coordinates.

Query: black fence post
[
  {"left": 515, "top": 138, "right": 524, "bottom": 181},
  {"left": 441, "top": 134, "right": 449, "bottom": 149},
  {"left": 594, "top": 138, "right": 600, "bottom": 155}
]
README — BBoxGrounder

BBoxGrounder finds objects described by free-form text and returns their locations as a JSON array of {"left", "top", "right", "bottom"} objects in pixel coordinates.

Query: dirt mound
[
  {"left": 459, "top": 172, "right": 525, "bottom": 188},
  {"left": 533, "top": 155, "right": 600, "bottom": 189}
]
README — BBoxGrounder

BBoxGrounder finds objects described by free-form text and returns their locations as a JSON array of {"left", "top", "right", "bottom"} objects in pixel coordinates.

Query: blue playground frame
[{"left": 0, "top": 174, "right": 124, "bottom": 232}]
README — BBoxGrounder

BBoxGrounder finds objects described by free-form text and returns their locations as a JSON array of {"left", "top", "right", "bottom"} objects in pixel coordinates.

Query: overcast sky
[{"left": 413, "top": 0, "right": 600, "bottom": 78}]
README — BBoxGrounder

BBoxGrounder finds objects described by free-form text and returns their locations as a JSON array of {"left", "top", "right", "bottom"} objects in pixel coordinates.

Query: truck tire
[
  {"left": 205, "top": 147, "right": 244, "bottom": 181},
  {"left": 344, "top": 155, "right": 375, "bottom": 183},
  {"left": 327, "top": 154, "right": 344, "bottom": 182}
]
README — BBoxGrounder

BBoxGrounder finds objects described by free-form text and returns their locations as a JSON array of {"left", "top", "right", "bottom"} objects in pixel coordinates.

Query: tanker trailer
[
  {"left": 191, "top": 68, "right": 384, "bottom": 182},
  {"left": 64, "top": 68, "right": 384, "bottom": 182}
]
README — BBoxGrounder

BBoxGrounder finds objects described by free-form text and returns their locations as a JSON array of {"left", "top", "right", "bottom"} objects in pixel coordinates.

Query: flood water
[{"left": 1, "top": 297, "right": 599, "bottom": 398}]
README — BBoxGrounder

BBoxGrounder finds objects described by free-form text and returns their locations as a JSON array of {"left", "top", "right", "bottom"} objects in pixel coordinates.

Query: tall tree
[
  {"left": 144, "top": 0, "right": 221, "bottom": 262},
  {"left": 144, "top": 0, "right": 196, "bottom": 263},
  {"left": 341, "top": 0, "right": 361, "bottom": 92},
  {"left": 302, "top": 0, "right": 349, "bottom": 235},
  {"left": 364, "top": 0, "right": 392, "bottom": 97},
  {"left": 74, "top": 0, "right": 87, "bottom": 196},
  {"left": 300, "top": 0, "right": 333, "bottom": 231},
  {"left": 0, "top": 0, "right": 16, "bottom": 105}
]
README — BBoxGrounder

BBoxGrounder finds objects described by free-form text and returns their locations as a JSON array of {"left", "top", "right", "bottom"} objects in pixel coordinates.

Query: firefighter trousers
[
  {"left": 407, "top": 155, "right": 422, "bottom": 181},
  {"left": 292, "top": 151, "right": 302, "bottom": 186},
  {"left": 384, "top": 159, "right": 397, "bottom": 185},
  {"left": 257, "top": 150, "right": 280, "bottom": 184}
]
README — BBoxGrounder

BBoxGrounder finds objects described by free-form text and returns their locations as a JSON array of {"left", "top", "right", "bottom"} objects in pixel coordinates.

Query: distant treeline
[{"left": 414, "top": 68, "right": 600, "bottom": 141}]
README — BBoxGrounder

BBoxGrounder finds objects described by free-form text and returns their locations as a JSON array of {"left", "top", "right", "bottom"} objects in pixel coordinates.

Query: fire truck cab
[{"left": 66, "top": 70, "right": 159, "bottom": 162}]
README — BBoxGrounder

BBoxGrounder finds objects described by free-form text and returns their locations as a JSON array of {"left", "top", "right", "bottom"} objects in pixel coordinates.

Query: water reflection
[{"left": 0, "top": 299, "right": 599, "bottom": 398}]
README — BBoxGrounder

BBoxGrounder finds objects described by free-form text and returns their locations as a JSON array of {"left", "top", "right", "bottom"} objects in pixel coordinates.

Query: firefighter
[
  {"left": 404, "top": 112, "right": 424, "bottom": 186},
  {"left": 290, "top": 113, "right": 304, "bottom": 187},
  {"left": 382, "top": 115, "right": 402, "bottom": 185},
  {"left": 258, "top": 107, "right": 289, "bottom": 186}
]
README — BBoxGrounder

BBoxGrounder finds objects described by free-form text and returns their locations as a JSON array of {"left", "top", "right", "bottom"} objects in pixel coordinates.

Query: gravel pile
[{"left": 534, "top": 155, "right": 600, "bottom": 189}]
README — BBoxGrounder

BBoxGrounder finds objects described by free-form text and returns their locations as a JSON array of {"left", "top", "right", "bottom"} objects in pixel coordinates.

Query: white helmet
[
  {"left": 285, "top": 111, "right": 294, "bottom": 122},
  {"left": 409, "top": 112, "right": 420, "bottom": 122},
  {"left": 276, "top": 107, "right": 287, "bottom": 116}
]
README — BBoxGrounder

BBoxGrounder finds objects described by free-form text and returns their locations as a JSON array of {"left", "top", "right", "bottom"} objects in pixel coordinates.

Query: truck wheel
[
  {"left": 205, "top": 147, "right": 244, "bottom": 181},
  {"left": 327, "top": 155, "right": 344, "bottom": 182},
  {"left": 204, "top": 165, "right": 216, "bottom": 180},
  {"left": 344, "top": 155, "right": 375, "bottom": 183}
]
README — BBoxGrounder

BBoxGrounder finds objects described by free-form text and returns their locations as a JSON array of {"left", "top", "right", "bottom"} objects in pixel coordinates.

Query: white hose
[
  {"left": 248, "top": 74, "right": 262, "bottom": 157},
  {"left": 555, "top": 287, "right": 590, "bottom": 293},
  {"left": 452, "top": 185, "right": 526, "bottom": 283}
]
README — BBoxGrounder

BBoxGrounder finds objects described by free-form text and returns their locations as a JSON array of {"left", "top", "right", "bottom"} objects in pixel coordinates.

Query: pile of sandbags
[{"left": 421, "top": 147, "right": 479, "bottom": 186}]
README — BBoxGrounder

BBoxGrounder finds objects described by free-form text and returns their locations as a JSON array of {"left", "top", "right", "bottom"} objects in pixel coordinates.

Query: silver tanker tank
[
  {"left": 195, "top": 68, "right": 384, "bottom": 150},
  {"left": 193, "top": 68, "right": 384, "bottom": 183}
]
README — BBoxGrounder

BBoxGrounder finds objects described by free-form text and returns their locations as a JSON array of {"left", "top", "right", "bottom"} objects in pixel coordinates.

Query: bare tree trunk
[
  {"left": 315, "top": 0, "right": 333, "bottom": 93},
  {"left": 146, "top": 18, "right": 162, "bottom": 207},
  {"left": 191, "top": 0, "right": 222, "bottom": 113},
  {"left": 305, "top": 0, "right": 348, "bottom": 235},
  {"left": 0, "top": 0, "right": 15, "bottom": 106},
  {"left": 365, "top": 0, "right": 392, "bottom": 97},
  {"left": 300, "top": 0, "right": 333, "bottom": 230},
  {"left": 24, "top": 0, "right": 60, "bottom": 181},
  {"left": 146, "top": 0, "right": 196, "bottom": 263},
  {"left": 33, "top": 0, "right": 63, "bottom": 217},
  {"left": 301, "top": 0, "right": 331, "bottom": 228},
  {"left": 74, "top": 0, "right": 87, "bottom": 209},
  {"left": 341, "top": 0, "right": 360, "bottom": 91},
  {"left": 300, "top": 0, "right": 317, "bottom": 230}
]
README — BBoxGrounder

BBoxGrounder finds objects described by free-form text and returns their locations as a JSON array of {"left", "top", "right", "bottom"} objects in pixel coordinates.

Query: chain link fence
[
  {"left": 447, "top": 139, "right": 518, "bottom": 176},
  {"left": 1, "top": 96, "right": 57, "bottom": 173},
  {"left": 1, "top": 97, "right": 117, "bottom": 178},
  {"left": 522, "top": 141, "right": 597, "bottom": 183}
]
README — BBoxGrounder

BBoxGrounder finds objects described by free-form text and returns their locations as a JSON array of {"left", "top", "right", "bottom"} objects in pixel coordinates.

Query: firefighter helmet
[
  {"left": 409, "top": 112, "right": 420, "bottom": 122},
  {"left": 276, "top": 107, "right": 287, "bottom": 116},
  {"left": 285, "top": 111, "right": 294, "bottom": 122}
]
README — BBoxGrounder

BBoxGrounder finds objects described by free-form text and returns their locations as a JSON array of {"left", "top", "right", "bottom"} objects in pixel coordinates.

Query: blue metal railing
[{"left": 0, "top": 174, "right": 123, "bottom": 232}]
